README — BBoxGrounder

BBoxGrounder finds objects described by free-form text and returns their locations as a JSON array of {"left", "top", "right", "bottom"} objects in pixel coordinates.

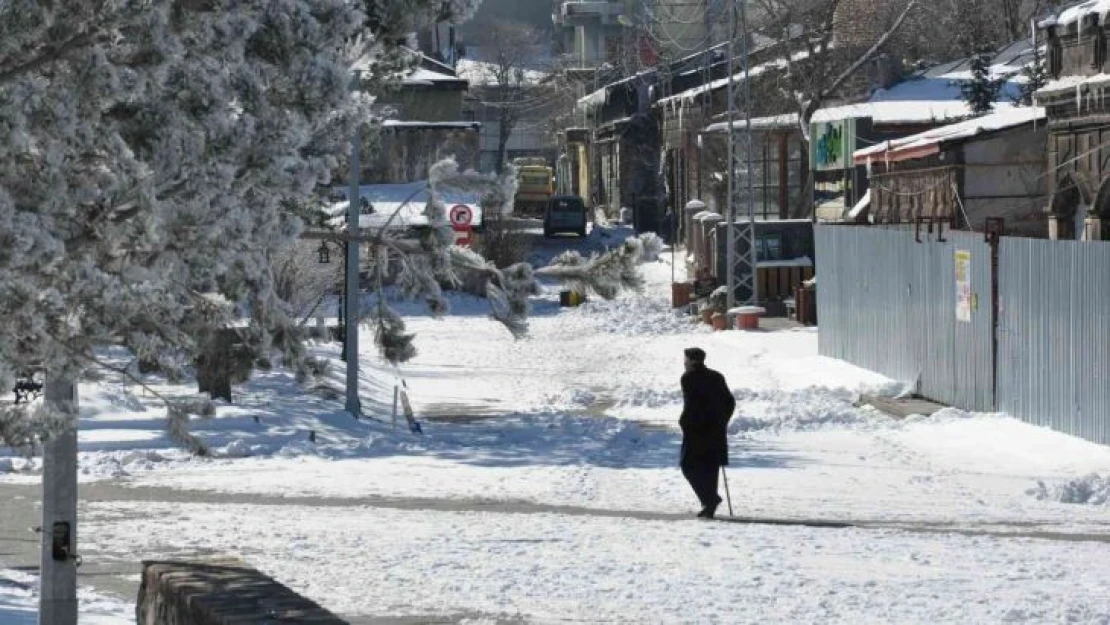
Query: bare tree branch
[{"left": 800, "top": 0, "right": 921, "bottom": 126}]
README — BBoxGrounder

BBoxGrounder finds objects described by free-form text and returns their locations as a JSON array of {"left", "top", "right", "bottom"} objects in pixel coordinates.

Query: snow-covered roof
[
  {"left": 325, "top": 182, "right": 483, "bottom": 230},
  {"left": 656, "top": 50, "right": 811, "bottom": 110},
  {"left": 402, "top": 67, "right": 467, "bottom": 86},
  {"left": 352, "top": 51, "right": 466, "bottom": 88},
  {"left": 1036, "top": 72, "right": 1110, "bottom": 103},
  {"left": 457, "top": 59, "right": 547, "bottom": 87},
  {"left": 704, "top": 113, "right": 800, "bottom": 133},
  {"left": 853, "top": 107, "right": 1045, "bottom": 164},
  {"left": 1040, "top": 0, "right": 1110, "bottom": 28},
  {"left": 578, "top": 86, "right": 609, "bottom": 110},
  {"left": 575, "top": 35, "right": 796, "bottom": 111},
  {"left": 813, "top": 40, "right": 1034, "bottom": 125},
  {"left": 382, "top": 120, "right": 481, "bottom": 130}
]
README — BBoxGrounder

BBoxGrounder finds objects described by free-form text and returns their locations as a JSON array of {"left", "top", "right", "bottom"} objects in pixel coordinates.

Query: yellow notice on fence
[{"left": 955, "top": 250, "right": 972, "bottom": 323}]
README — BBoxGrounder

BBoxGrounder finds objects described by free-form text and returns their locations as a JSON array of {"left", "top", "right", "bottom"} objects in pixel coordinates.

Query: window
[
  {"left": 756, "top": 233, "right": 783, "bottom": 262},
  {"left": 1095, "top": 27, "right": 1107, "bottom": 69},
  {"left": 1048, "top": 31, "right": 1063, "bottom": 77}
]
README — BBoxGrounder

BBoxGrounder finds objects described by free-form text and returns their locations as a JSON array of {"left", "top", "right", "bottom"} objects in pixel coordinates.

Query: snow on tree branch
[
  {"left": 0, "top": 0, "right": 450, "bottom": 451},
  {"left": 359, "top": 157, "right": 530, "bottom": 364},
  {"left": 536, "top": 235, "right": 660, "bottom": 300}
]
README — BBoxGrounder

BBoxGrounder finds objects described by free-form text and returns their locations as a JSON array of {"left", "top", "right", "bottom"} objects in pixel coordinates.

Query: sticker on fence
[{"left": 955, "top": 249, "right": 972, "bottom": 323}]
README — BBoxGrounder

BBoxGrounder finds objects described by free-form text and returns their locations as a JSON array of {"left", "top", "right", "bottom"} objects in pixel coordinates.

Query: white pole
[
  {"left": 346, "top": 75, "right": 362, "bottom": 418},
  {"left": 39, "top": 375, "right": 78, "bottom": 625}
]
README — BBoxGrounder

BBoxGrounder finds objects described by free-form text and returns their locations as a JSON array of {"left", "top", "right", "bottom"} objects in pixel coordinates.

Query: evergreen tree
[
  {"left": 1016, "top": 41, "right": 1049, "bottom": 106},
  {"left": 0, "top": 0, "right": 486, "bottom": 451},
  {"left": 961, "top": 45, "right": 1004, "bottom": 114}
]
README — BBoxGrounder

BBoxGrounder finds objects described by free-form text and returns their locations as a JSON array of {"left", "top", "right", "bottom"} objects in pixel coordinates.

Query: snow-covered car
[{"left": 543, "top": 195, "right": 587, "bottom": 238}]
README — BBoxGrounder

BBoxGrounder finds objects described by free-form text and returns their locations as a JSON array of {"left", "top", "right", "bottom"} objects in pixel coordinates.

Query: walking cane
[{"left": 721, "top": 466, "right": 734, "bottom": 517}]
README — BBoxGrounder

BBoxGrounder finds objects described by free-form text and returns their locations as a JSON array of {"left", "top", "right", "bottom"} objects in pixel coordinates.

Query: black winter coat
[{"left": 679, "top": 365, "right": 736, "bottom": 466}]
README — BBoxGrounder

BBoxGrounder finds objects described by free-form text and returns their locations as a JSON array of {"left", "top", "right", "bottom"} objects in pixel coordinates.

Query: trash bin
[
  {"left": 560, "top": 290, "right": 587, "bottom": 307},
  {"left": 671, "top": 281, "right": 692, "bottom": 308},
  {"left": 729, "top": 306, "right": 766, "bottom": 331}
]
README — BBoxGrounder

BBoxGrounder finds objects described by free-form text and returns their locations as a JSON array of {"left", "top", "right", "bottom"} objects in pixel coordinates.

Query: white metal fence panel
[
  {"left": 816, "top": 225, "right": 995, "bottom": 411},
  {"left": 997, "top": 238, "right": 1110, "bottom": 444}
]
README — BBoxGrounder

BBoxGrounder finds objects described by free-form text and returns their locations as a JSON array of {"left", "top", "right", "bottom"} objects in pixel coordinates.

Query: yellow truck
[{"left": 513, "top": 158, "right": 553, "bottom": 216}]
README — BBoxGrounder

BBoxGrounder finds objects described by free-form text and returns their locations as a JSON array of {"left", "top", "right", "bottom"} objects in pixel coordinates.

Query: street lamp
[
  {"left": 317, "top": 241, "right": 347, "bottom": 361},
  {"left": 344, "top": 72, "right": 361, "bottom": 416}
]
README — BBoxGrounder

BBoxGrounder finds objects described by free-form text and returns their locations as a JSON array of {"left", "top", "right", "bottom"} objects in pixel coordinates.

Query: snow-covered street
[{"left": 2, "top": 232, "right": 1109, "bottom": 623}]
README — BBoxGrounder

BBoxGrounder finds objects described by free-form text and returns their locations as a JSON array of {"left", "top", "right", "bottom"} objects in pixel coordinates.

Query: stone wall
[
  {"left": 832, "top": 0, "right": 898, "bottom": 50},
  {"left": 136, "top": 558, "right": 348, "bottom": 625}
]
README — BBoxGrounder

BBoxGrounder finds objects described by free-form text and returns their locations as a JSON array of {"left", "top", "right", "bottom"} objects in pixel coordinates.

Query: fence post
[{"left": 985, "top": 217, "right": 1004, "bottom": 411}]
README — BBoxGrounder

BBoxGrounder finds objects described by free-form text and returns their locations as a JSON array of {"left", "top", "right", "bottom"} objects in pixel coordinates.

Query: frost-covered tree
[
  {"left": 357, "top": 157, "right": 533, "bottom": 364},
  {"left": 0, "top": 0, "right": 462, "bottom": 451},
  {"left": 536, "top": 234, "right": 662, "bottom": 300}
]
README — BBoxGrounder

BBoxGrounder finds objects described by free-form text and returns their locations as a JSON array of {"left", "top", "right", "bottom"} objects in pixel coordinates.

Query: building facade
[
  {"left": 1038, "top": 7, "right": 1110, "bottom": 240},
  {"left": 853, "top": 108, "right": 1048, "bottom": 237}
]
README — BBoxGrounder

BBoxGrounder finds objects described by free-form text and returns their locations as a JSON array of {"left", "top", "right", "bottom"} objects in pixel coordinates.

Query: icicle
[{"left": 1078, "top": 84, "right": 1083, "bottom": 112}]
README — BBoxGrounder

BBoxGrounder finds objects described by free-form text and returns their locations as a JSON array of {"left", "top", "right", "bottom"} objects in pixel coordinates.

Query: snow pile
[
  {"left": 1, "top": 569, "right": 131, "bottom": 624},
  {"left": 0, "top": 458, "right": 30, "bottom": 473},
  {"left": 902, "top": 407, "right": 977, "bottom": 423},
  {"left": 1028, "top": 473, "right": 1110, "bottom": 506},
  {"left": 79, "top": 450, "right": 176, "bottom": 479},
  {"left": 618, "top": 388, "right": 683, "bottom": 409},
  {"left": 728, "top": 388, "right": 894, "bottom": 433},
  {"left": 562, "top": 294, "right": 706, "bottom": 337}
]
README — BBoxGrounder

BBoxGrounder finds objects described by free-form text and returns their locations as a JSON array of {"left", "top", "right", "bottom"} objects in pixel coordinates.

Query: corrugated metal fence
[
  {"left": 816, "top": 226, "right": 995, "bottom": 412},
  {"left": 997, "top": 238, "right": 1110, "bottom": 445},
  {"left": 817, "top": 225, "right": 1110, "bottom": 445}
]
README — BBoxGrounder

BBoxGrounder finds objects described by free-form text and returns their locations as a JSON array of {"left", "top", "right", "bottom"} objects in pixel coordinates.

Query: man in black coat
[{"left": 679, "top": 347, "right": 736, "bottom": 519}]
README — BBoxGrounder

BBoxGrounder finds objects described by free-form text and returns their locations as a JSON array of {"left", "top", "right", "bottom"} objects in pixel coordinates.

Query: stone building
[{"left": 1036, "top": 3, "right": 1110, "bottom": 240}]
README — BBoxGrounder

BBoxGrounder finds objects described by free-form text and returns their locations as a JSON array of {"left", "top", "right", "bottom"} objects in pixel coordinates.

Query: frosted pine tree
[
  {"left": 0, "top": 0, "right": 484, "bottom": 452},
  {"left": 360, "top": 158, "right": 533, "bottom": 364}
]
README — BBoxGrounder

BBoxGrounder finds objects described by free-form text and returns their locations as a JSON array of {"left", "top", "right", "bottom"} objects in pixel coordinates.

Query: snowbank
[
  {"left": 0, "top": 569, "right": 131, "bottom": 624},
  {"left": 1029, "top": 473, "right": 1110, "bottom": 506}
]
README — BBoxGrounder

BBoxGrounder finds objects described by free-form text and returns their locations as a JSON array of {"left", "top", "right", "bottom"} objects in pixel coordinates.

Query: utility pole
[
  {"left": 346, "top": 73, "right": 362, "bottom": 417},
  {"left": 724, "top": 0, "right": 758, "bottom": 309},
  {"left": 39, "top": 375, "right": 79, "bottom": 625}
]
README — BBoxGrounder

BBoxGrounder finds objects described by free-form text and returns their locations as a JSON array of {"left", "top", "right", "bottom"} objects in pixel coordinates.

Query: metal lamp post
[
  {"left": 344, "top": 73, "right": 362, "bottom": 417},
  {"left": 311, "top": 68, "right": 361, "bottom": 416}
]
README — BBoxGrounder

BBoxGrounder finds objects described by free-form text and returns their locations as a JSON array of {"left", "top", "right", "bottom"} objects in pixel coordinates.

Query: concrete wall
[{"left": 962, "top": 129, "right": 1048, "bottom": 237}]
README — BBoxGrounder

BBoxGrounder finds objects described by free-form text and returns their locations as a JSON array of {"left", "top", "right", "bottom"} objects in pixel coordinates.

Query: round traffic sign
[{"left": 449, "top": 204, "right": 473, "bottom": 227}]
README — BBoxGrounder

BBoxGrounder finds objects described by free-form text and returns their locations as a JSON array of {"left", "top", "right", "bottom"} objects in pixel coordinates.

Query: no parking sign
[
  {"left": 449, "top": 205, "right": 473, "bottom": 227},
  {"left": 449, "top": 204, "right": 474, "bottom": 246}
]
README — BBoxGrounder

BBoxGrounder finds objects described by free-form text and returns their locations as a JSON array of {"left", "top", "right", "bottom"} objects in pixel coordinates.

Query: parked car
[{"left": 544, "top": 195, "right": 587, "bottom": 238}]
